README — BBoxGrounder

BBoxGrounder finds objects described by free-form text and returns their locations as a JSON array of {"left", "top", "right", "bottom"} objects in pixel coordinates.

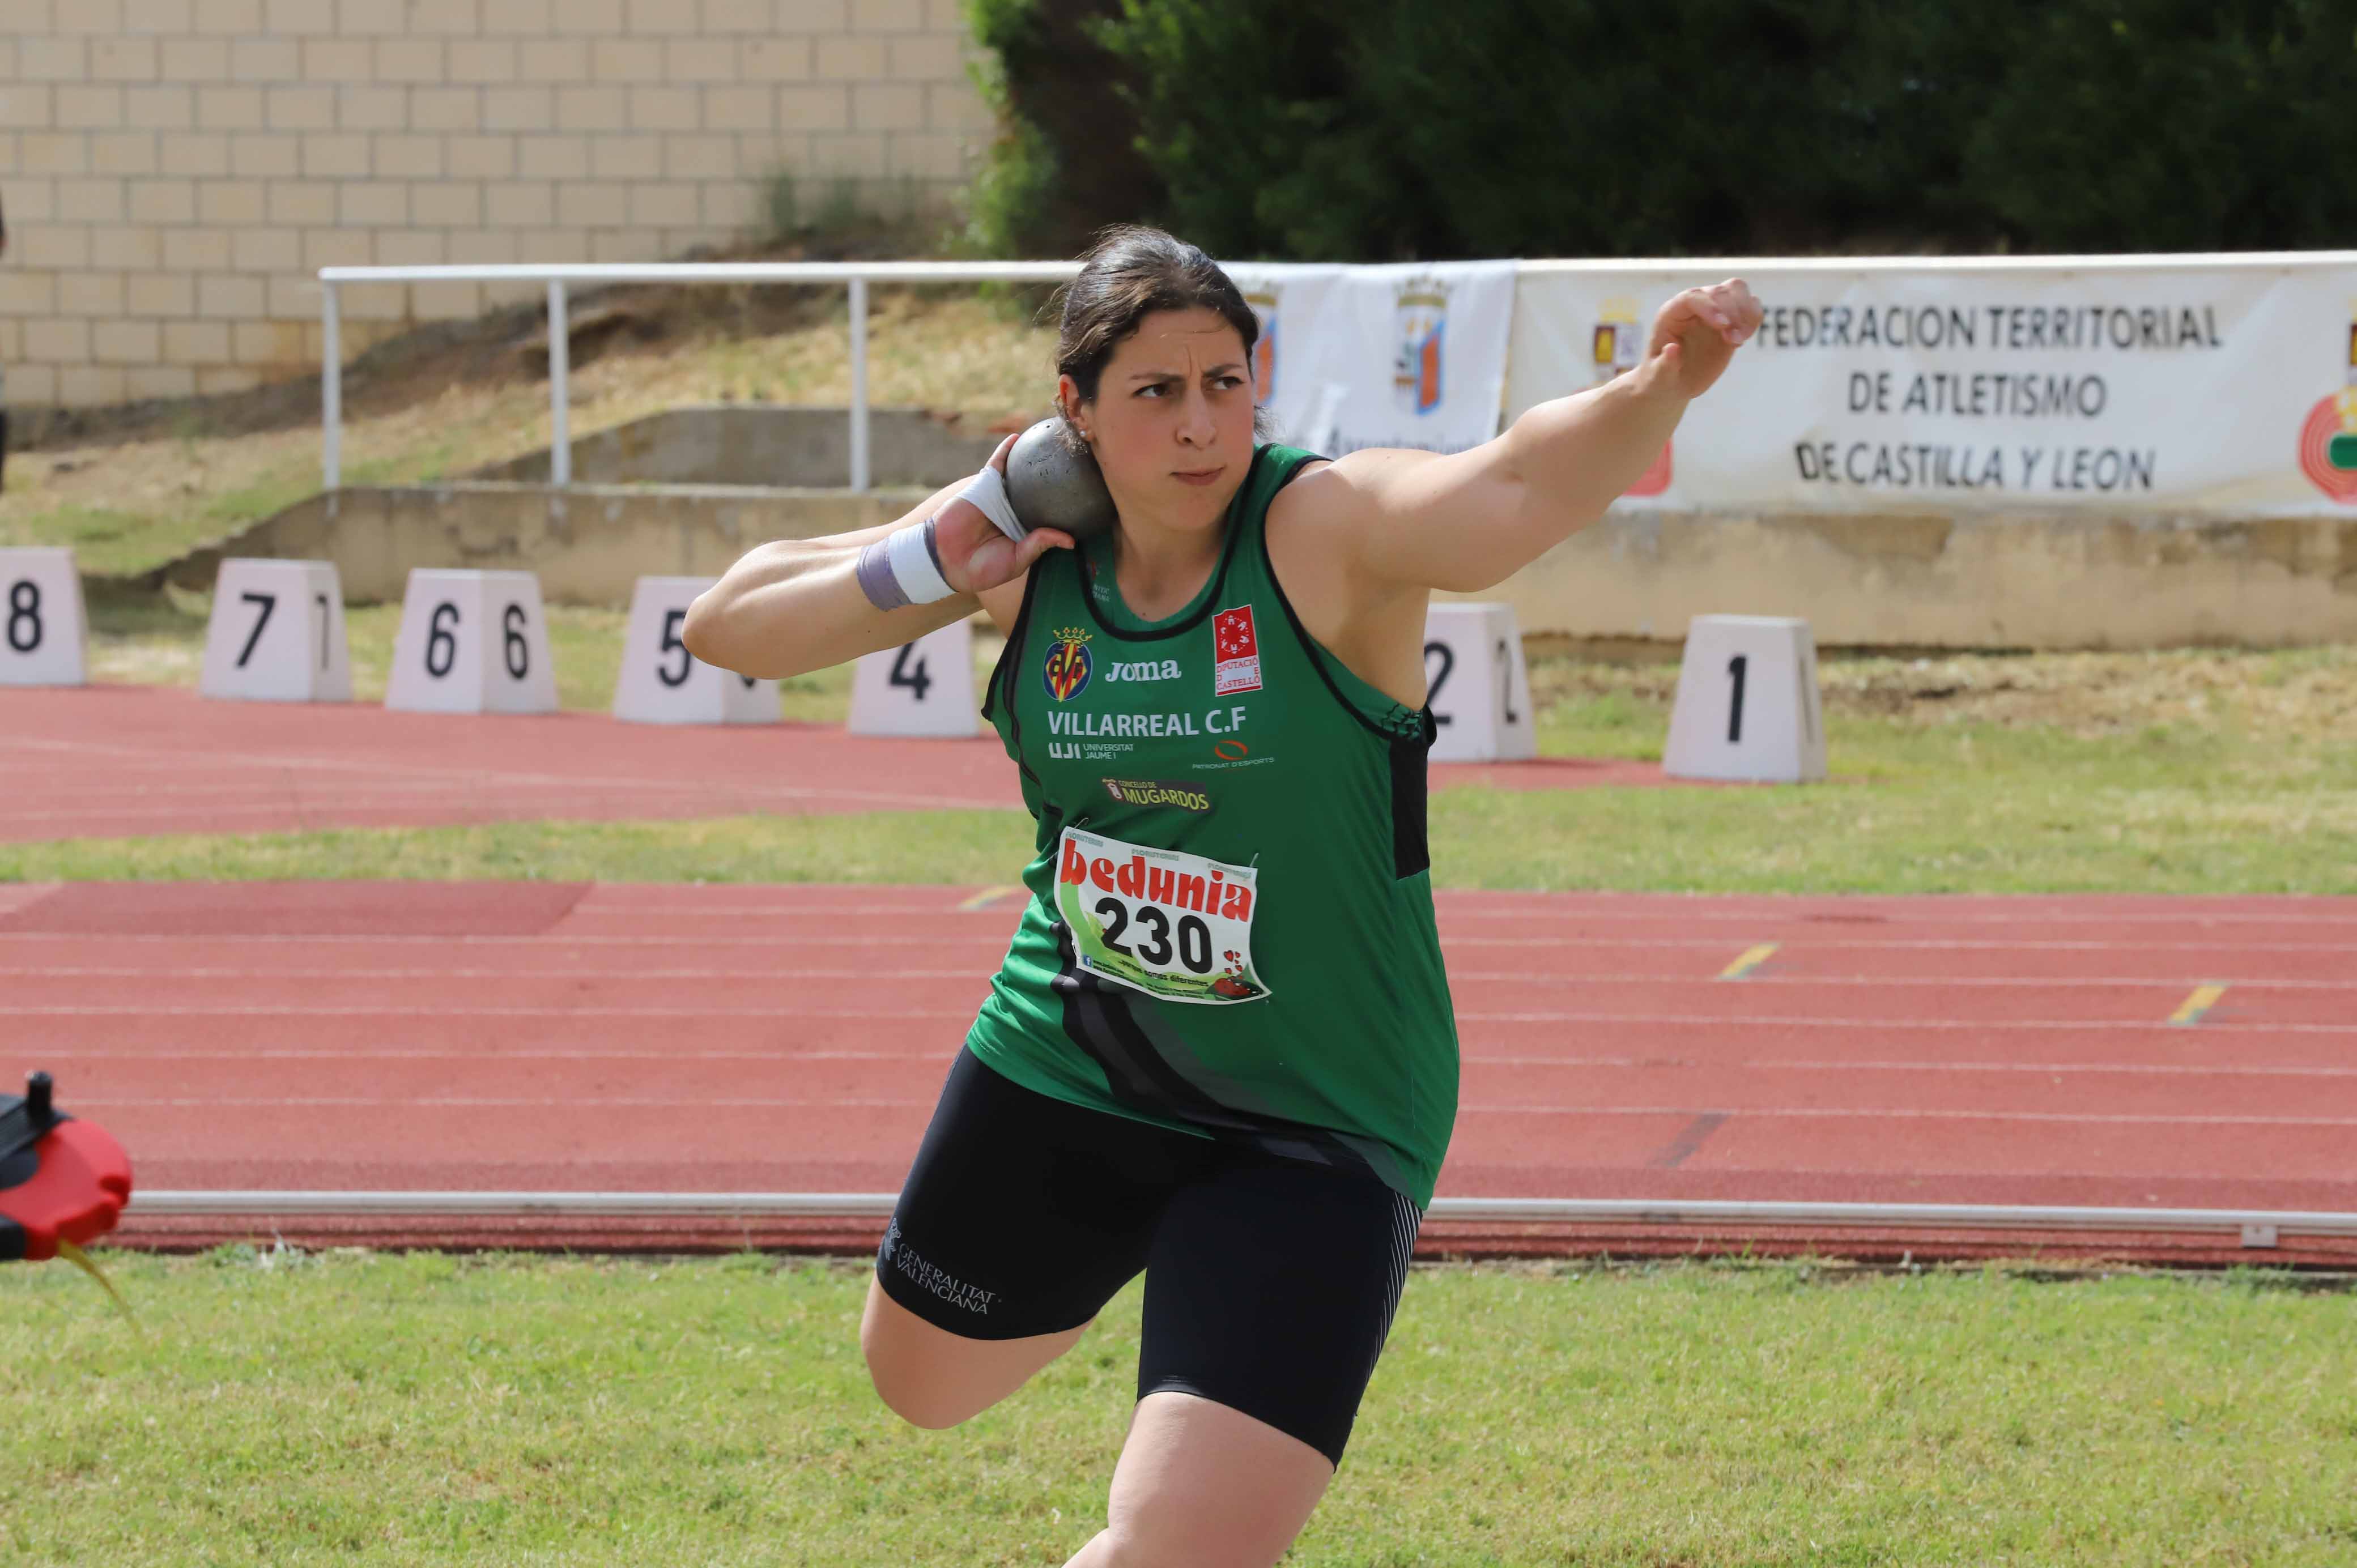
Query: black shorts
[{"left": 875, "top": 1046, "right": 1423, "bottom": 1468}]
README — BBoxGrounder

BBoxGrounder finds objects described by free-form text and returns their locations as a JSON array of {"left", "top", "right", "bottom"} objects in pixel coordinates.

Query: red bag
[{"left": 1, "top": 1073, "right": 133, "bottom": 1263}]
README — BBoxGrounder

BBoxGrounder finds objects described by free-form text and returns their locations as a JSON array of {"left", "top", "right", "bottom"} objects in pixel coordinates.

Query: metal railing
[
  {"left": 127, "top": 1190, "right": 2355, "bottom": 1250},
  {"left": 316, "top": 261, "right": 1083, "bottom": 493},
  {"left": 317, "top": 249, "right": 2357, "bottom": 497}
]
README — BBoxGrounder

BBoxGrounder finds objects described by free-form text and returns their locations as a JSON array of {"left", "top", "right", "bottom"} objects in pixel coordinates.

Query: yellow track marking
[
  {"left": 2167, "top": 983, "right": 2228, "bottom": 1026},
  {"left": 956, "top": 885, "right": 1022, "bottom": 911},
  {"left": 1717, "top": 943, "right": 1780, "bottom": 981}
]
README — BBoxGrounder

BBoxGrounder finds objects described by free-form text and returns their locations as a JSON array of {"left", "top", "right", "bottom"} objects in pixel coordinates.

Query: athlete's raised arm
[
  {"left": 684, "top": 434, "right": 1073, "bottom": 681},
  {"left": 1294, "top": 279, "right": 1762, "bottom": 594}
]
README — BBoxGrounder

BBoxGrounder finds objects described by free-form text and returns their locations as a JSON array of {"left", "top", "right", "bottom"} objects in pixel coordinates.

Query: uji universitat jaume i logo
[{"left": 1043, "top": 625, "right": 1094, "bottom": 702}]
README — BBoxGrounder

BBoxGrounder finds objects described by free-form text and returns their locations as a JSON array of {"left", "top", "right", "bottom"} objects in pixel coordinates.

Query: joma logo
[{"left": 1105, "top": 659, "right": 1182, "bottom": 683}]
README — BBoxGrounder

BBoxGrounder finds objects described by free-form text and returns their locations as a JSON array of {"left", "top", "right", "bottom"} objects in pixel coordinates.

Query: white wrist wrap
[
  {"left": 956, "top": 465, "right": 1026, "bottom": 543},
  {"left": 886, "top": 517, "right": 955, "bottom": 605}
]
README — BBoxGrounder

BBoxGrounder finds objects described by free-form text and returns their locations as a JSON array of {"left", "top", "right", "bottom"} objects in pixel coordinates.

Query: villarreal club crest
[{"left": 1043, "top": 626, "right": 1094, "bottom": 702}]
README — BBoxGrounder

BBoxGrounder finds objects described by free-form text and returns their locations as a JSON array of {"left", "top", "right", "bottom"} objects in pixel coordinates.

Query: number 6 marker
[{"left": 385, "top": 568, "right": 558, "bottom": 715}]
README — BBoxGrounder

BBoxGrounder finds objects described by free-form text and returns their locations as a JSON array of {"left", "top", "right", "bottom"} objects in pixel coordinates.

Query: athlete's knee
[
  {"left": 862, "top": 1345, "right": 980, "bottom": 1429},
  {"left": 860, "top": 1319, "right": 981, "bottom": 1429},
  {"left": 869, "top": 1372, "right": 979, "bottom": 1430}
]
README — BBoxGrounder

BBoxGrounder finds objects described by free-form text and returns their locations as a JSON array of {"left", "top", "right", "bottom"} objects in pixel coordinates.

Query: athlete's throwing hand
[
  {"left": 934, "top": 433, "right": 1078, "bottom": 596},
  {"left": 1641, "top": 280, "right": 1763, "bottom": 401}
]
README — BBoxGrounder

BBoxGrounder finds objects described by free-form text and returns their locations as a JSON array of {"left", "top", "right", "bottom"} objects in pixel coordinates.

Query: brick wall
[{"left": 0, "top": 0, "right": 995, "bottom": 407}]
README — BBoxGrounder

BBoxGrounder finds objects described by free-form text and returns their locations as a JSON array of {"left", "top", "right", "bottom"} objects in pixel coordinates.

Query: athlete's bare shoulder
[{"left": 1264, "top": 446, "right": 1448, "bottom": 541}]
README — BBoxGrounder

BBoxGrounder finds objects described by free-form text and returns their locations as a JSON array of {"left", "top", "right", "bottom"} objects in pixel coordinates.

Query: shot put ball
[{"left": 1003, "top": 417, "right": 1117, "bottom": 542}]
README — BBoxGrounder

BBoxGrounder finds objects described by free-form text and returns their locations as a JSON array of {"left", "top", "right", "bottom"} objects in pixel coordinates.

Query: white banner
[
  {"left": 1227, "top": 260, "right": 1518, "bottom": 458},
  {"left": 1506, "top": 258, "right": 2357, "bottom": 514}
]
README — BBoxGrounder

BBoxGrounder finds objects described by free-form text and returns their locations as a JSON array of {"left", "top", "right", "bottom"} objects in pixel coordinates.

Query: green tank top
[{"left": 967, "top": 443, "right": 1460, "bottom": 1209}]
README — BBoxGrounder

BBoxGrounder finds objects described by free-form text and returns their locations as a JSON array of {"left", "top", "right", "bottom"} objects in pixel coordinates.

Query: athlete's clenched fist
[
  {"left": 1640, "top": 279, "right": 1763, "bottom": 401},
  {"left": 933, "top": 433, "right": 1076, "bottom": 596}
]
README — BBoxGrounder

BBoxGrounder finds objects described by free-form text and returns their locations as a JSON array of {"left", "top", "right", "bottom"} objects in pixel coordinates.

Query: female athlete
[{"left": 685, "top": 226, "right": 1759, "bottom": 1567}]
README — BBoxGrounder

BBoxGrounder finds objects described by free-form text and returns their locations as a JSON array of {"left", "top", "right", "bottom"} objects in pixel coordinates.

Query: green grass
[
  {"left": 29, "top": 602, "right": 2353, "bottom": 893},
  {"left": 8, "top": 713, "right": 2350, "bottom": 894},
  {"left": 0, "top": 812, "right": 1031, "bottom": 885},
  {"left": 86, "top": 596, "right": 959, "bottom": 720},
  {"left": 1429, "top": 719, "right": 2357, "bottom": 893},
  {"left": 3, "top": 1249, "right": 2351, "bottom": 1566}
]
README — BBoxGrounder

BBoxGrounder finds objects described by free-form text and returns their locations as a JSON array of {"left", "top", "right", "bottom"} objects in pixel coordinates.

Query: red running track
[
  {"left": 0, "top": 683, "right": 1678, "bottom": 843},
  {"left": 5, "top": 879, "right": 2352, "bottom": 1268}
]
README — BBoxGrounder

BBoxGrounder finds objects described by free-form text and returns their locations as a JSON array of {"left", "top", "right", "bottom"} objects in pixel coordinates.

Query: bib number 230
[{"left": 1054, "top": 826, "right": 1271, "bottom": 1005}]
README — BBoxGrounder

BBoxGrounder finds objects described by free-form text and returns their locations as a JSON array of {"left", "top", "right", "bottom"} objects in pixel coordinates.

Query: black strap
[{"left": 0, "top": 1075, "right": 67, "bottom": 1190}]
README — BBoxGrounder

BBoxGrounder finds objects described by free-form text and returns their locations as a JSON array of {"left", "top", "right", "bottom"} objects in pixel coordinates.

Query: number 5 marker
[{"left": 613, "top": 576, "right": 777, "bottom": 725}]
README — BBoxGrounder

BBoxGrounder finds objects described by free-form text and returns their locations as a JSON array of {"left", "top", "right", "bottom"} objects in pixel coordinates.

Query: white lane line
[
  {"left": 81, "top": 1096, "right": 934, "bottom": 1109},
  {"left": 8, "top": 1005, "right": 976, "bottom": 1018},
  {"left": 1456, "top": 1106, "right": 2357, "bottom": 1125},
  {"left": 10, "top": 921, "right": 2343, "bottom": 956},
  {"left": 559, "top": 906, "right": 1010, "bottom": 917},
  {"left": 1464, "top": 1056, "right": 2357, "bottom": 1076},
  {"left": 28, "top": 1049, "right": 955, "bottom": 1062},
  {"left": 1, "top": 935, "right": 2349, "bottom": 988},
  {"left": 1454, "top": 1011, "right": 2357, "bottom": 1032},
  {"left": 1428, "top": 900, "right": 2357, "bottom": 919},
  {"left": 9, "top": 1005, "right": 2351, "bottom": 1030},
  {"left": 1442, "top": 972, "right": 2357, "bottom": 990},
  {"left": 560, "top": 896, "right": 2347, "bottom": 928},
  {"left": 1445, "top": 936, "right": 2357, "bottom": 955},
  {"left": 0, "top": 957, "right": 1007, "bottom": 978},
  {"left": 69, "top": 1097, "right": 2357, "bottom": 1126},
  {"left": 0, "top": 933, "right": 1029, "bottom": 949},
  {"left": 48, "top": 1049, "right": 2357, "bottom": 1079}
]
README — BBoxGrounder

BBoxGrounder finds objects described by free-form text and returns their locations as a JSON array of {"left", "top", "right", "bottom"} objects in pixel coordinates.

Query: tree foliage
[{"left": 964, "top": 0, "right": 2357, "bottom": 259}]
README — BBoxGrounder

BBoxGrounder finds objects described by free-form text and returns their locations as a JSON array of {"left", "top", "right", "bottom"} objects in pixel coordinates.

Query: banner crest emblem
[
  {"left": 1245, "top": 288, "right": 1280, "bottom": 402},
  {"left": 1394, "top": 278, "right": 1448, "bottom": 416}
]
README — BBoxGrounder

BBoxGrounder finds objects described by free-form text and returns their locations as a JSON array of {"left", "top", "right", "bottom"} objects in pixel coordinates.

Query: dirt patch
[{"left": 0, "top": 233, "right": 1063, "bottom": 576}]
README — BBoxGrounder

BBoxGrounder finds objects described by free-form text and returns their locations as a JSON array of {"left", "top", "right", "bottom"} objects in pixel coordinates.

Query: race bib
[{"left": 1054, "top": 826, "right": 1272, "bottom": 1004}]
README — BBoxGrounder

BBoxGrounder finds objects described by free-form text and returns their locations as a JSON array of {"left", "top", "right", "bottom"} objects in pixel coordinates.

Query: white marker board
[
  {"left": 612, "top": 575, "right": 778, "bottom": 725},
  {"left": 848, "top": 620, "right": 977, "bottom": 738},
  {"left": 0, "top": 547, "right": 87, "bottom": 687},
  {"left": 1423, "top": 602, "right": 1536, "bottom": 762},
  {"left": 1663, "top": 614, "right": 1827, "bottom": 783},
  {"left": 385, "top": 569, "right": 558, "bottom": 715},
  {"left": 199, "top": 559, "right": 351, "bottom": 702}
]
